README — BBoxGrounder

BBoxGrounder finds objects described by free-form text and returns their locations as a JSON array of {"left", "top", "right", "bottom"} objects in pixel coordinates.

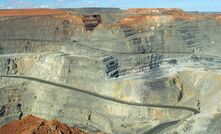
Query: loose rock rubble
[{"left": 0, "top": 115, "right": 87, "bottom": 134}]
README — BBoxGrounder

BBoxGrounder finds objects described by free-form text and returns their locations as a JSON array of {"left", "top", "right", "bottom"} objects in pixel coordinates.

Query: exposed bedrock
[{"left": 0, "top": 8, "right": 221, "bottom": 133}]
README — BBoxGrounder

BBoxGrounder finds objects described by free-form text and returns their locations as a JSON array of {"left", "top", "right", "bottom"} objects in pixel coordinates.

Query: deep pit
[{"left": 0, "top": 8, "right": 221, "bottom": 134}]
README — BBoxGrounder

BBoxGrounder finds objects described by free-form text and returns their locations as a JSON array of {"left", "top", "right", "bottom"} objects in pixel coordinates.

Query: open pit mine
[{"left": 0, "top": 8, "right": 221, "bottom": 134}]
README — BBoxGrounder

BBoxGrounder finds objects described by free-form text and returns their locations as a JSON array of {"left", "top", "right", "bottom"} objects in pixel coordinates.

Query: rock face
[{"left": 0, "top": 8, "right": 221, "bottom": 133}]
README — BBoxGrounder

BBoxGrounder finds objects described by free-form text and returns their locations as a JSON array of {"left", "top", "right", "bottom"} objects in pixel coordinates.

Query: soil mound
[{"left": 0, "top": 115, "right": 87, "bottom": 134}]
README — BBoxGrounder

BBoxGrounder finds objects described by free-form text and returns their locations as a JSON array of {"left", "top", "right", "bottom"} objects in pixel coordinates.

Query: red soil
[
  {"left": 124, "top": 8, "right": 187, "bottom": 15},
  {"left": 0, "top": 115, "right": 87, "bottom": 134},
  {"left": 119, "top": 8, "right": 217, "bottom": 28},
  {"left": 0, "top": 9, "right": 65, "bottom": 17}
]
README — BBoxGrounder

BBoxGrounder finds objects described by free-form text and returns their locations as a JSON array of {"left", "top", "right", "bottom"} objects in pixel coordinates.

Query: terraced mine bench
[{"left": 0, "top": 8, "right": 221, "bottom": 134}]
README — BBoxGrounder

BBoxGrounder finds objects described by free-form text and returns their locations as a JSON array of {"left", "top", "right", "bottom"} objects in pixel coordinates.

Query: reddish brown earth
[
  {"left": 0, "top": 9, "right": 65, "bottom": 17},
  {"left": 0, "top": 115, "right": 87, "bottom": 134}
]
